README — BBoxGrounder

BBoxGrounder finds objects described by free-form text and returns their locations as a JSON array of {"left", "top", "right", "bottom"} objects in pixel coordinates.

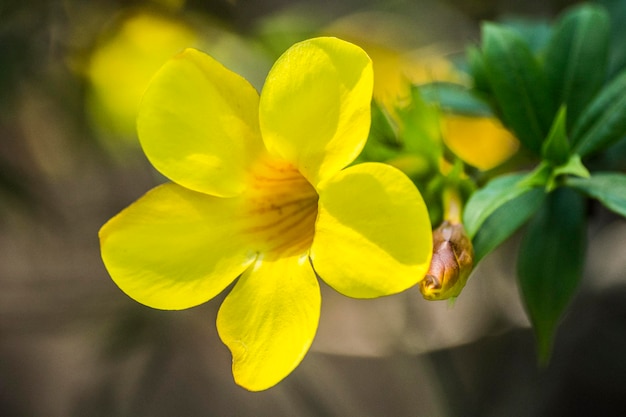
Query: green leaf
[
  {"left": 500, "top": 17, "right": 553, "bottom": 53},
  {"left": 517, "top": 187, "right": 586, "bottom": 364},
  {"left": 370, "top": 100, "right": 397, "bottom": 145},
  {"left": 418, "top": 82, "right": 493, "bottom": 117},
  {"left": 359, "top": 101, "right": 402, "bottom": 163},
  {"left": 466, "top": 45, "right": 491, "bottom": 95},
  {"left": 463, "top": 173, "right": 531, "bottom": 238},
  {"left": 517, "top": 161, "right": 552, "bottom": 189},
  {"left": 472, "top": 187, "right": 545, "bottom": 263},
  {"left": 571, "top": 70, "right": 626, "bottom": 157},
  {"left": 481, "top": 23, "right": 554, "bottom": 154},
  {"left": 566, "top": 172, "right": 626, "bottom": 218},
  {"left": 400, "top": 86, "right": 442, "bottom": 159},
  {"left": 599, "top": 0, "right": 626, "bottom": 77},
  {"left": 541, "top": 106, "right": 570, "bottom": 164},
  {"left": 544, "top": 4, "right": 610, "bottom": 130}
]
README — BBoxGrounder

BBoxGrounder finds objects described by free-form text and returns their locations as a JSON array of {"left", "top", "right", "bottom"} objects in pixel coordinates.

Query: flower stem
[{"left": 442, "top": 185, "right": 463, "bottom": 224}]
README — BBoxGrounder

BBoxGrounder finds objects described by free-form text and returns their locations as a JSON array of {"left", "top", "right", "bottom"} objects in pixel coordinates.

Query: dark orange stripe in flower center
[{"left": 243, "top": 158, "right": 318, "bottom": 259}]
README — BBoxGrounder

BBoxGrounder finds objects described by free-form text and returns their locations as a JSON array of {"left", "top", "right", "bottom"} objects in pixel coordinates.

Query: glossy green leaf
[
  {"left": 541, "top": 106, "right": 570, "bottom": 164},
  {"left": 517, "top": 187, "right": 586, "bottom": 364},
  {"left": 472, "top": 187, "right": 545, "bottom": 263},
  {"left": 571, "top": 70, "right": 626, "bottom": 157},
  {"left": 418, "top": 82, "right": 493, "bottom": 117},
  {"left": 481, "top": 23, "right": 554, "bottom": 154},
  {"left": 566, "top": 172, "right": 626, "bottom": 218},
  {"left": 544, "top": 4, "right": 610, "bottom": 130},
  {"left": 463, "top": 173, "right": 530, "bottom": 238}
]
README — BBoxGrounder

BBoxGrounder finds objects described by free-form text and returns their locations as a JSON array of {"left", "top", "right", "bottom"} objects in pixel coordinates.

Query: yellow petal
[
  {"left": 311, "top": 163, "right": 432, "bottom": 298},
  {"left": 217, "top": 256, "right": 320, "bottom": 391},
  {"left": 137, "top": 48, "right": 264, "bottom": 197},
  {"left": 442, "top": 114, "right": 520, "bottom": 171},
  {"left": 99, "top": 183, "right": 256, "bottom": 310},
  {"left": 259, "top": 37, "right": 373, "bottom": 186}
]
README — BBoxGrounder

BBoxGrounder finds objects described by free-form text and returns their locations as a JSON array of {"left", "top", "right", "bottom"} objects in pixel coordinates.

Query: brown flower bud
[{"left": 419, "top": 221, "right": 474, "bottom": 301}]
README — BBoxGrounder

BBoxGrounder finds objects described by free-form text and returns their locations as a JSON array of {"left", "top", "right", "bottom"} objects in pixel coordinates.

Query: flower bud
[{"left": 419, "top": 221, "right": 474, "bottom": 300}]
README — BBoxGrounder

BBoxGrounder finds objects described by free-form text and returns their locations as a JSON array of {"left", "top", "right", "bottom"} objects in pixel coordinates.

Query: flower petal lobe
[
  {"left": 138, "top": 48, "right": 263, "bottom": 197},
  {"left": 99, "top": 183, "right": 256, "bottom": 309},
  {"left": 259, "top": 37, "right": 373, "bottom": 186},
  {"left": 217, "top": 256, "right": 321, "bottom": 391},
  {"left": 311, "top": 163, "right": 432, "bottom": 298}
]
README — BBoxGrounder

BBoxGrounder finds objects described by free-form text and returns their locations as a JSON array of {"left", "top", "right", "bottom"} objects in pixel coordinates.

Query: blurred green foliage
[
  {"left": 463, "top": 2, "right": 626, "bottom": 361},
  {"left": 362, "top": 1, "right": 626, "bottom": 361}
]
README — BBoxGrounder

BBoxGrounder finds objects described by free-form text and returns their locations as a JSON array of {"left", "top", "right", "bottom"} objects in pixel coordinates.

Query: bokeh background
[{"left": 2, "top": 0, "right": 626, "bottom": 416}]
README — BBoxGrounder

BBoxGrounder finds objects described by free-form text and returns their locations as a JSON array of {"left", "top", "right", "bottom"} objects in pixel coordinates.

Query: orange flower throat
[{"left": 243, "top": 158, "right": 319, "bottom": 259}]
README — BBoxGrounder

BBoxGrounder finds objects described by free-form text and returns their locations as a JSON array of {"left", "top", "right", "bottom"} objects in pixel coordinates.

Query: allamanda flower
[{"left": 99, "top": 37, "right": 432, "bottom": 391}]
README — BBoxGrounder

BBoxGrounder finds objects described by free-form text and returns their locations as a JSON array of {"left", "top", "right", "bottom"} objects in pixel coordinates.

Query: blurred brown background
[{"left": 3, "top": 0, "right": 626, "bottom": 416}]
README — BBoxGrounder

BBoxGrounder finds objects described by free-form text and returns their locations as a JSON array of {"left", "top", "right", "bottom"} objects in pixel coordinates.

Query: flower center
[{"left": 243, "top": 157, "right": 319, "bottom": 260}]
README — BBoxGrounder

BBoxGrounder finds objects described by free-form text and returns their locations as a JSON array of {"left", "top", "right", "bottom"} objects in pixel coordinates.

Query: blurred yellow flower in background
[
  {"left": 86, "top": 11, "right": 197, "bottom": 140},
  {"left": 324, "top": 12, "right": 519, "bottom": 172},
  {"left": 442, "top": 114, "right": 520, "bottom": 171},
  {"left": 324, "top": 12, "right": 460, "bottom": 106},
  {"left": 99, "top": 37, "right": 432, "bottom": 391}
]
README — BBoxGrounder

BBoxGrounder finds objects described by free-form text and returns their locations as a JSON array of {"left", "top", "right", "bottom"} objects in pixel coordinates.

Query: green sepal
[
  {"left": 522, "top": 155, "right": 589, "bottom": 192},
  {"left": 551, "top": 154, "right": 590, "bottom": 181},
  {"left": 544, "top": 3, "right": 610, "bottom": 130},
  {"left": 517, "top": 187, "right": 586, "bottom": 365},
  {"left": 541, "top": 106, "right": 570, "bottom": 164},
  {"left": 571, "top": 70, "right": 626, "bottom": 157},
  {"left": 566, "top": 172, "right": 626, "bottom": 218},
  {"left": 481, "top": 23, "right": 554, "bottom": 154},
  {"left": 472, "top": 187, "right": 546, "bottom": 263}
]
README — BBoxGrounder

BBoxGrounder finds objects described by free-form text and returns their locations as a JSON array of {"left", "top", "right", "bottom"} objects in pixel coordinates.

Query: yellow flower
[
  {"left": 99, "top": 37, "right": 432, "bottom": 391},
  {"left": 86, "top": 11, "right": 197, "bottom": 139}
]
